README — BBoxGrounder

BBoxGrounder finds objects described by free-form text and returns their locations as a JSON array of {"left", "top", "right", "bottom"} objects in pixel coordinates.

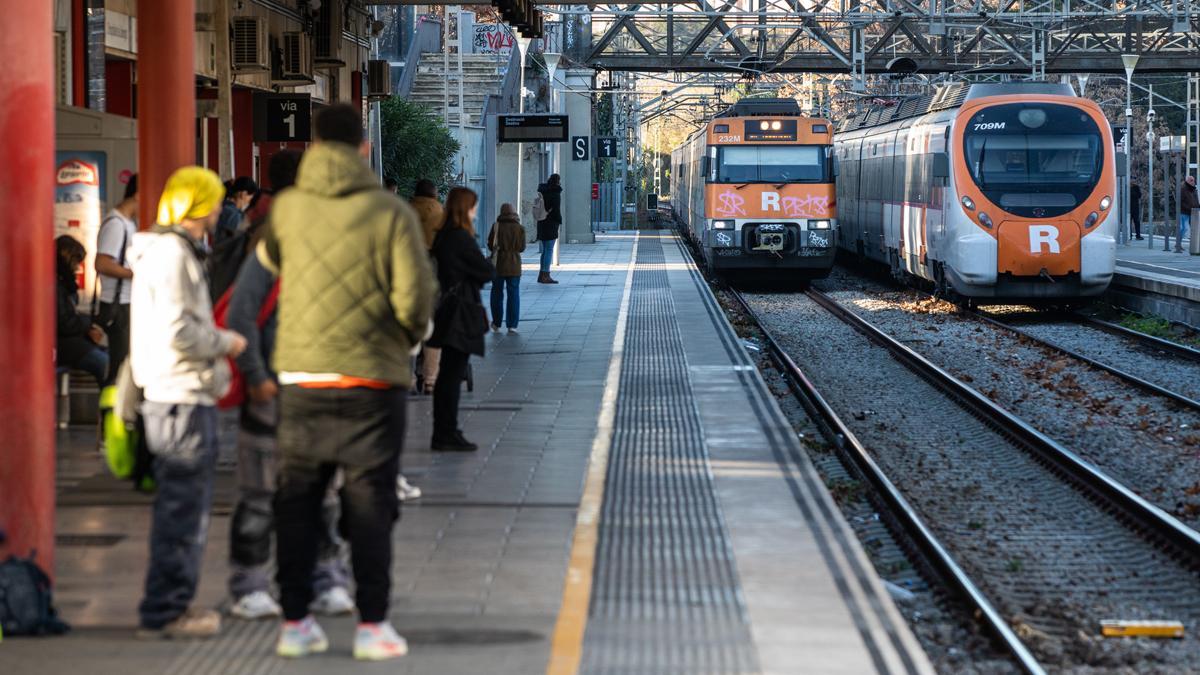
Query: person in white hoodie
[{"left": 130, "top": 167, "right": 247, "bottom": 640}]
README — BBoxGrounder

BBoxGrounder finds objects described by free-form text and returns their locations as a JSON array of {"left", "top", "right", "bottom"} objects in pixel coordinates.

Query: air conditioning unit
[
  {"left": 232, "top": 16, "right": 270, "bottom": 72},
  {"left": 314, "top": 0, "right": 345, "bottom": 66},
  {"left": 277, "top": 32, "right": 314, "bottom": 83},
  {"left": 367, "top": 59, "right": 391, "bottom": 99}
]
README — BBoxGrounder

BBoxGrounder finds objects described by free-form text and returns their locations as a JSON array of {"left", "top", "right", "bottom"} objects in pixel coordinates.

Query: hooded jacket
[
  {"left": 56, "top": 260, "right": 98, "bottom": 366},
  {"left": 411, "top": 195, "right": 444, "bottom": 250},
  {"left": 257, "top": 142, "right": 436, "bottom": 387},
  {"left": 488, "top": 211, "right": 527, "bottom": 277},
  {"left": 129, "top": 226, "right": 235, "bottom": 405}
]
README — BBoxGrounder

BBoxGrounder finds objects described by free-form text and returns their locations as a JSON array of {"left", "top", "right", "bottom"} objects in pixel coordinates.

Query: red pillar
[
  {"left": 0, "top": 1, "right": 57, "bottom": 571},
  {"left": 137, "top": 0, "right": 196, "bottom": 228}
]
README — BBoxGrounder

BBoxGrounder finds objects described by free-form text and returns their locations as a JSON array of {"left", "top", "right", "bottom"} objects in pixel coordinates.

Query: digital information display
[
  {"left": 498, "top": 115, "right": 570, "bottom": 143},
  {"left": 744, "top": 119, "right": 798, "bottom": 142}
]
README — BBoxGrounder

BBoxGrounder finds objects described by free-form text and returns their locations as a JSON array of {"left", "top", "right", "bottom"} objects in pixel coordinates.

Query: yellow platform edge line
[{"left": 546, "top": 231, "right": 641, "bottom": 675}]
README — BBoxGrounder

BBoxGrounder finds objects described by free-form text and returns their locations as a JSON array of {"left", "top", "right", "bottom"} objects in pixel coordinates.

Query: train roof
[
  {"left": 835, "top": 81, "right": 1077, "bottom": 133},
  {"left": 716, "top": 97, "right": 804, "bottom": 118}
]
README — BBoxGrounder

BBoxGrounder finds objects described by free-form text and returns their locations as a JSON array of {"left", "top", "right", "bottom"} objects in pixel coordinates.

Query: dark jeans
[
  {"left": 97, "top": 301, "right": 129, "bottom": 386},
  {"left": 138, "top": 403, "right": 219, "bottom": 629},
  {"left": 539, "top": 239, "right": 556, "bottom": 273},
  {"left": 274, "top": 386, "right": 405, "bottom": 623},
  {"left": 490, "top": 275, "right": 520, "bottom": 329},
  {"left": 1132, "top": 204, "right": 1142, "bottom": 237},
  {"left": 433, "top": 346, "right": 470, "bottom": 439}
]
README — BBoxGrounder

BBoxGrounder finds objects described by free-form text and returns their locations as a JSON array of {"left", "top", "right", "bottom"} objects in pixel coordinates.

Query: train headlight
[
  {"left": 1084, "top": 211, "right": 1099, "bottom": 228},
  {"left": 712, "top": 220, "right": 734, "bottom": 230},
  {"left": 1100, "top": 196, "right": 1112, "bottom": 211},
  {"left": 961, "top": 195, "right": 975, "bottom": 211},
  {"left": 978, "top": 212, "right": 993, "bottom": 229},
  {"left": 759, "top": 121, "right": 770, "bottom": 130},
  {"left": 771, "top": 121, "right": 782, "bottom": 131},
  {"left": 809, "top": 220, "right": 831, "bottom": 229}
]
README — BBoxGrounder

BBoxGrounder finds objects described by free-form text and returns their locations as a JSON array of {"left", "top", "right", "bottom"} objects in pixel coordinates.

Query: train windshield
[
  {"left": 717, "top": 145, "right": 829, "bottom": 183},
  {"left": 963, "top": 103, "right": 1103, "bottom": 218}
]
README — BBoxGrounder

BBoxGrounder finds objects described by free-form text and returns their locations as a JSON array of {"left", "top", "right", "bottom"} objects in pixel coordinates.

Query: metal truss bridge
[{"left": 569, "top": 0, "right": 1200, "bottom": 78}]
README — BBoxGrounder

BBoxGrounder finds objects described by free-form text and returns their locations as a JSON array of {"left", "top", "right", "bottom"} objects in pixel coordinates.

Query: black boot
[{"left": 432, "top": 431, "right": 477, "bottom": 452}]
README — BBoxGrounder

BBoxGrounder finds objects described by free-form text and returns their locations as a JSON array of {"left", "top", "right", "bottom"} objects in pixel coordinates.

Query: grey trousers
[
  {"left": 229, "top": 398, "right": 349, "bottom": 599},
  {"left": 138, "top": 402, "right": 218, "bottom": 630}
]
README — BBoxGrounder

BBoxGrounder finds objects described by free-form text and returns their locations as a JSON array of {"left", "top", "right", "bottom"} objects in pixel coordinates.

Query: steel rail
[
  {"left": 1074, "top": 314, "right": 1200, "bottom": 363},
  {"left": 725, "top": 288, "right": 1047, "bottom": 675},
  {"left": 969, "top": 310, "right": 1200, "bottom": 412},
  {"left": 805, "top": 287, "right": 1200, "bottom": 564}
]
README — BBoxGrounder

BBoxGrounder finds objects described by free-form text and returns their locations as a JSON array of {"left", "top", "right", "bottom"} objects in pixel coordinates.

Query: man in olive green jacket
[{"left": 256, "top": 104, "right": 434, "bottom": 662}]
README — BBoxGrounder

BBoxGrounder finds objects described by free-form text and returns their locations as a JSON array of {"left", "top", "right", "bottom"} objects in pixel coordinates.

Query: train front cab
[
  {"left": 942, "top": 95, "right": 1118, "bottom": 300},
  {"left": 700, "top": 118, "right": 838, "bottom": 277}
]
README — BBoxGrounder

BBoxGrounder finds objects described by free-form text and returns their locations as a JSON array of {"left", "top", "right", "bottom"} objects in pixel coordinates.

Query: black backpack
[
  {"left": 0, "top": 553, "right": 70, "bottom": 636},
  {"left": 208, "top": 228, "right": 254, "bottom": 301}
]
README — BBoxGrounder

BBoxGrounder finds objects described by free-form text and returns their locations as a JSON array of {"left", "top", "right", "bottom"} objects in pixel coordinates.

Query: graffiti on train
[{"left": 708, "top": 184, "right": 835, "bottom": 219}]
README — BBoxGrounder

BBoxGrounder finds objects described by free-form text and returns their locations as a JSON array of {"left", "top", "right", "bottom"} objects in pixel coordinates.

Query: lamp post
[{"left": 1122, "top": 54, "right": 1140, "bottom": 245}]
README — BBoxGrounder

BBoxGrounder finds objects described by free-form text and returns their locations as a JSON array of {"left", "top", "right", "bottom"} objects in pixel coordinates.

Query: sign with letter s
[{"left": 572, "top": 136, "right": 589, "bottom": 161}]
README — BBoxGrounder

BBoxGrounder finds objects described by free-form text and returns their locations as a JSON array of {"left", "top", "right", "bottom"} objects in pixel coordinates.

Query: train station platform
[
  {"left": 1111, "top": 237, "right": 1200, "bottom": 326},
  {"left": 0, "top": 231, "right": 931, "bottom": 675}
]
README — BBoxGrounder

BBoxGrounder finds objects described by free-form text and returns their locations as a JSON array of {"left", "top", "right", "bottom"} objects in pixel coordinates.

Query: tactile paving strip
[{"left": 580, "top": 237, "right": 760, "bottom": 674}]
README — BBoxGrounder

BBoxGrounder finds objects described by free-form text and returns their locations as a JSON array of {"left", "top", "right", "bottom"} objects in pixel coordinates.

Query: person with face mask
[{"left": 129, "top": 166, "right": 247, "bottom": 640}]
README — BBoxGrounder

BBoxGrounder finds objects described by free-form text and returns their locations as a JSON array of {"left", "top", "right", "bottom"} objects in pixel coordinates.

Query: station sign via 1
[
  {"left": 596, "top": 137, "right": 618, "bottom": 158},
  {"left": 253, "top": 93, "right": 312, "bottom": 142}
]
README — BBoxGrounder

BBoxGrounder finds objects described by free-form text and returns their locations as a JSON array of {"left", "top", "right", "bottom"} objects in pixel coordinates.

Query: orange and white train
[
  {"left": 835, "top": 82, "right": 1118, "bottom": 301},
  {"left": 671, "top": 98, "right": 838, "bottom": 277}
]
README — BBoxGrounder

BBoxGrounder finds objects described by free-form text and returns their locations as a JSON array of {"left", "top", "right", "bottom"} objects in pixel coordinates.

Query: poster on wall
[
  {"left": 54, "top": 152, "right": 107, "bottom": 307},
  {"left": 473, "top": 24, "right": 515, "bottom": 54}
]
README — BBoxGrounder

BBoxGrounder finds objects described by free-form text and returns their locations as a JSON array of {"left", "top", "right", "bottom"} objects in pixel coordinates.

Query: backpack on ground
[
  {"left": 0, "top": 553, "right": 70, "bottom": 636},
  {"left": 213, "top": 279, "right": 280, "bottom": 410},
  {"left": 532, "top": 190, "right": 548, "bottom": 222}
]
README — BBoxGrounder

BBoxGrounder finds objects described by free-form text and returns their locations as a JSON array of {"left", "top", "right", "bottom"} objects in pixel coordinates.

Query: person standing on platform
[
  {"left": 429, "top": 187, "right": 495, "bottom": 451},
  {"left": 1179, "top": 175, "right": 1199, "bottom": 252},
  {"left": 1130, "top": 182, "right": 1143, "bottom": 241},
  {"left": 94, "top": 174, "right": 137, "bottom": 384},
  {"left": 56, "top": 236, "right": 109, "bottom": 387},
  {"left": 259, "top": 103, "right": 435, "bottom": 661},
  {"left": 410, "top": 179, "right": 445, "bottom": 396},
  {"left": 535, "top": 174, "right": 562, "bottom": 284},
  {"left": 131, "top": 167, "right": 247, "bottom": 640},
  {"left": 225, "top": 149, "right": 356, "bottom": 622},
  {"left": 488, "top": 203, "right": 526, "bottom": 334},
  {"left": 215, "top": 176, "right": 258, "bottom": 246}
]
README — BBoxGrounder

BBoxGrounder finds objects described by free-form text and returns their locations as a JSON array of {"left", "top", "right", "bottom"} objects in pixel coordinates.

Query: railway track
[
  {"left": 731, "top": 286, "right": 1200, "bottom": 674},
  {"left": 974, "top": 309, "right": 1200, "bottom": 411}
]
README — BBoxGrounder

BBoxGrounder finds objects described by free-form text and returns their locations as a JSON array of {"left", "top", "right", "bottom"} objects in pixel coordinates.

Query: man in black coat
[
  {"left": 55, "top": 236, "right": 108, "bottom": 386},
  {"left": 1130, "top": 182, "right": 1142, "bottom": 240},
  {"left": 535, "top": 174, "right": 563, "bottom": 284}
]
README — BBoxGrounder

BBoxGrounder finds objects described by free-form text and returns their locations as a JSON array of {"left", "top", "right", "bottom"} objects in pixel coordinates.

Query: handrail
[
  {"left": 481, "top": 30, "right": 523, "bottom": 119},
  {"left": 396, "top": 16, "right": 444, "bottom": 98}
]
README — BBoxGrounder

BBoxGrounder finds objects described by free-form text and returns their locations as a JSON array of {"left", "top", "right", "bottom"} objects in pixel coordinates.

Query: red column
[
  {"left": 0, "top": 1, "right": 56, "bottom": 571},
  {"left": 137, "top": 0, "right": 196, "bottom": 228}
]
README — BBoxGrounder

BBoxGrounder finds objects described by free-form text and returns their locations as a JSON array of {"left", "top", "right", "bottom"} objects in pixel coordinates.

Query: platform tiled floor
[
  {"left": 2, "top": 236, "right": 634, "bottom": 675},
  {"left": 2, "top": 231, "right": 933, "bottom": 675}
]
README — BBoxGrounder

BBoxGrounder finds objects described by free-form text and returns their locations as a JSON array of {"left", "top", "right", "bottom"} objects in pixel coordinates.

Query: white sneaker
[
  {"left": 230, "top": 590, "right": 282, "bottom": 620},
  {"left": 309, "top": 586, "right": 355, "bottom": 616},
  {"left": 353, "top": 622, "right": 409, "bottom": 661},
  {"left": 507, "top": 327, "right": 519, "bottom": 334},
  {"left": 397, "top": 475, "right": 422, "bottom": 501},
  {"left": 491, "top": 324, "right": 501, "bottom": 333},
  {"left": 276, "top": 615, "right": 329, "bottom": 658}
]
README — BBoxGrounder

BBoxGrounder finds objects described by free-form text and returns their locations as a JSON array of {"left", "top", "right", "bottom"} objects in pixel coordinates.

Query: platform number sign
[
  {"left": 596, "top": 137, "right": 618, "bottom": 158},
  {"left": 572, "top": 136, "right": 589, "bottom": 161},
  {"left": 254, "top": 93, "right": 312, "bottom": 142}
]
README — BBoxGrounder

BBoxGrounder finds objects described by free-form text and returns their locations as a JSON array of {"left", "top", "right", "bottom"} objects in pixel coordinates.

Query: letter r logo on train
[
  {"left": 761, "top": 192, "right": 780, "bottom": 211},
  {"left": 1028, "top": 225, "right": 1061, "bottom": 254}
]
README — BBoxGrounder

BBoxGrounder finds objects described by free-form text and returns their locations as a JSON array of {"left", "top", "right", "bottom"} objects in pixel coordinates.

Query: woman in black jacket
[
  {"left": 535, "top": 174, "right": 562, "bottom": 284},
  {"left": 55, "top": 235, "right": 109, "bottom": 386},
  {"left": 429, "top": 187, "right": 495, "bottom": 451}
]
